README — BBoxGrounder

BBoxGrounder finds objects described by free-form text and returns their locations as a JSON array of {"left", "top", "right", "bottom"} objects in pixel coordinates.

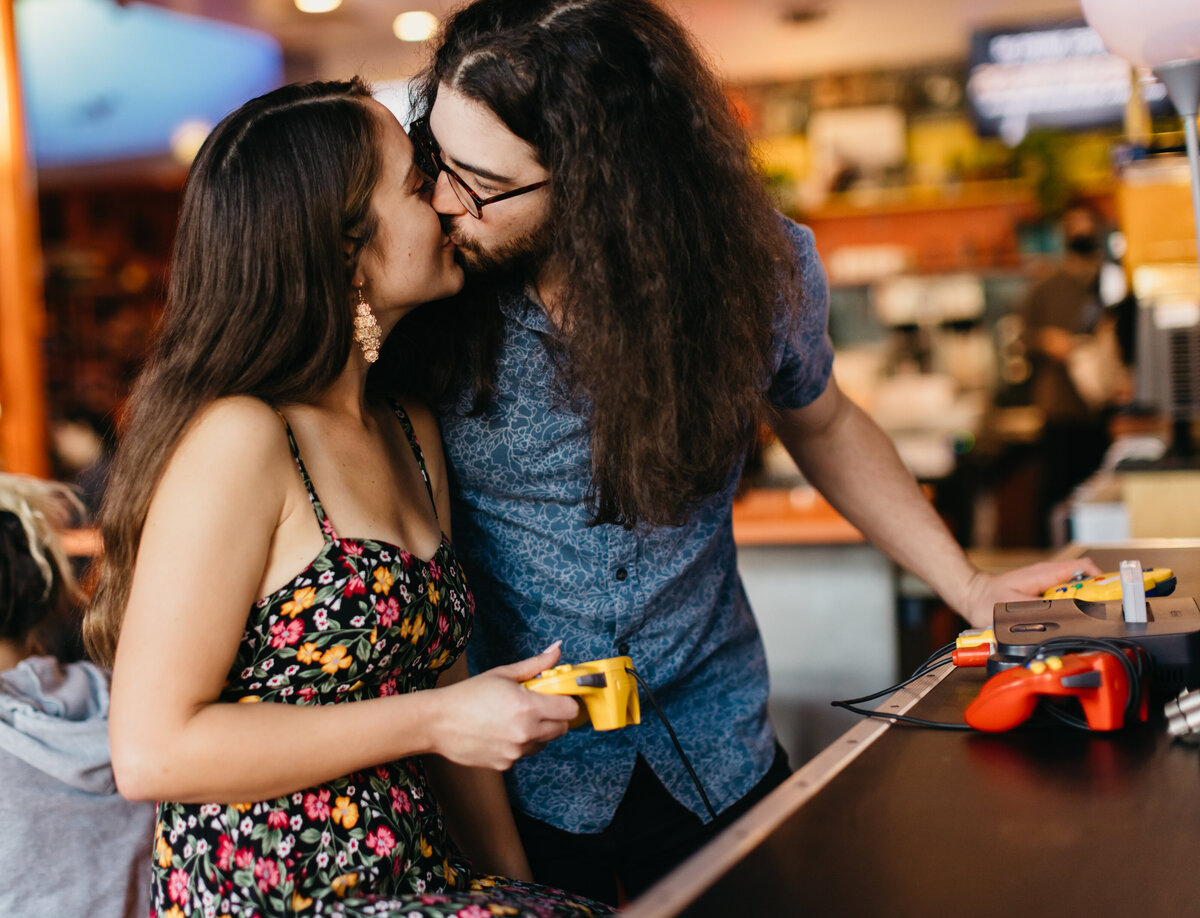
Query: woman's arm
[
  {"left": 424, "top": 657, "right": 536, "bottom": 880},
  {"left": 108, "top": 398, "right": 576, "bottom": 804}
]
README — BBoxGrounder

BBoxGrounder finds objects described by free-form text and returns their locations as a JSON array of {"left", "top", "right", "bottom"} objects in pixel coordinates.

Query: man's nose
[{"left": 432, "top": 171, "right": 467, "bottom": 217}]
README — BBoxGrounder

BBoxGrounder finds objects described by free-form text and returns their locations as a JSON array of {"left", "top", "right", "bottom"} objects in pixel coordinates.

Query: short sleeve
[{"left": 767, "top": 216, "right": 835, "bottom": 410}]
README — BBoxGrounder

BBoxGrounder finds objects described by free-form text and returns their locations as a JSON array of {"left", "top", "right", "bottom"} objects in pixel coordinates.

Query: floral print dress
[{"left": 149, "top": 403, "right": 612, "bottom": 918}]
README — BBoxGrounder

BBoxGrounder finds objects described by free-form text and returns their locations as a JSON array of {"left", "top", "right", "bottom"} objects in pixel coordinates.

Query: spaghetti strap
[
  {"left": 385, "top": 397, "right": 439, "bottom": 520},
  {"left": 274, "top": 409, "right": 339, "bottom": 542}
]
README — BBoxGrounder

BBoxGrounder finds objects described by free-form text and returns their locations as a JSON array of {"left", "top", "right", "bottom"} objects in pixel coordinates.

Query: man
[
  {"left": 1019, "top": 201, "right": 1114, "bottom": 544},
  {"left": 385, "top": 0, "right": 1095, "bottom": 905}
]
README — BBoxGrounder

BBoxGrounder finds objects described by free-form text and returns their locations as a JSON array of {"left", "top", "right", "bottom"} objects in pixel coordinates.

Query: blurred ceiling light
[
  {"left": 295, "top": 0, "right": 342, "bottom": 13},
  {"left": 170, "top": 119, "right": 212, "bottom": 165},
  {"left": 393, "top": 11, "right": 438, "bottom": 42}
]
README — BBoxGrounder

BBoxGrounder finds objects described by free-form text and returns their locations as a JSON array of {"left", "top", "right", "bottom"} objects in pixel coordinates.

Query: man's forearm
[{"left": 771, "top": 386, "right": 978, "bottom": 615}]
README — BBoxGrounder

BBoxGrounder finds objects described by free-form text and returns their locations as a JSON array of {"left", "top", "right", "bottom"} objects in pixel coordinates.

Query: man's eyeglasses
[{"left": 408, "top": 116, "right": 548, "bottom": 220}]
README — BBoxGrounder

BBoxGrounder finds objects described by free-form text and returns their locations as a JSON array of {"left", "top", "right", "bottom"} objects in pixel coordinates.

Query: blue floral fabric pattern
[{"left": 439, "top": 218, "right": 833, "bottom": 835}]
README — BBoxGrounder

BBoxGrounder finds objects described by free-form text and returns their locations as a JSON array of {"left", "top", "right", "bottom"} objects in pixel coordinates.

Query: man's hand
[{"left": 960, "top": 558, "right": 1104, "bottom": 629}]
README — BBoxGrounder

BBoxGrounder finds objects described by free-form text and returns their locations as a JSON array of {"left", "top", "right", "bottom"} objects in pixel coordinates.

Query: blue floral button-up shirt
[{"left": 441, "top": 218, "right": 833, "bottom": 834}]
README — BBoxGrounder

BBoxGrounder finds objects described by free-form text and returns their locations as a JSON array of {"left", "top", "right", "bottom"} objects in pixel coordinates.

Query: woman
[
  {"left": 84, "top": 79, "right": 610, "bottom": 917},
  {"left": 0, "top": 474, "right": 154, "bottom": 918}
]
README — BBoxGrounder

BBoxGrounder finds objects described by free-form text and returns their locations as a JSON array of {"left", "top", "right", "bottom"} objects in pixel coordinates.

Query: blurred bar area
[{"left": 2, "top": 0, "right": 1199, "bottom": 765}]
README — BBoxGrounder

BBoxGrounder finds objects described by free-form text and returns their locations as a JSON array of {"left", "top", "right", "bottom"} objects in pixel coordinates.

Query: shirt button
[{"left": 615, "top": 567, "right": 628, "bottom": 581}]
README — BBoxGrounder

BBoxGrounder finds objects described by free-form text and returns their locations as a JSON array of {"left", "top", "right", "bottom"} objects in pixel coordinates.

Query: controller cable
[
  {"left": 830, "top": 637, "right": 1150, "bottom": 733},
  {"left": 626, "top": 666, "right": 718, "bottom": 821}
]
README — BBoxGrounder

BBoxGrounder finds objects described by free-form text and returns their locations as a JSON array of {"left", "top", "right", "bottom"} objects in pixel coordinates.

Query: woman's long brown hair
[{"left": 84, "top": 79, "right": 381, "bottom": 667}]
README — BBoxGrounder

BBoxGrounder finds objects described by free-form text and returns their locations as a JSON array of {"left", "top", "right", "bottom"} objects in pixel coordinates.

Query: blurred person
[
  {"left": 383, "top": 0, "right": 1099, "bottom": 903},
  {"left": 0, "top": 473, "right": 154, "bottom": 918},
  {"left": 1019, "top": 201, "right": 1114, "bottom": 543},
  {"left": 83, "top": 79, "right": 611, "bottom": 918}
]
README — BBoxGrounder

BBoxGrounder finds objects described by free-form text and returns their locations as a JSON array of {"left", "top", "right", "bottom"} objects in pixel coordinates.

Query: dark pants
[{"left": 512, "top": 744, "right": 792, "bottom": 907}]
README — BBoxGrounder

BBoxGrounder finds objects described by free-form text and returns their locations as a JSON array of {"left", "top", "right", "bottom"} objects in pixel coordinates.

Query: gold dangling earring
[{"left": 353, "top": 286, "right": 382, "bottom": 364}]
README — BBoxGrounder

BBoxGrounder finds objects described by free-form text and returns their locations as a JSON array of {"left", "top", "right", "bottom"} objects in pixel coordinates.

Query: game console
[
  {"left": 523, "top": 656, "right": 641, "bottom": 731},
  {"left": 990, "top": 595, "right": 1200, "bottom": 691}
]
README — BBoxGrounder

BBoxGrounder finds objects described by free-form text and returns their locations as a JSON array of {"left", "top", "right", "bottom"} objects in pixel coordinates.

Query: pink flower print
[
  {"left": 375, "top": 596, "right": 401, "bottom": 628},
  {"left": 297, "top": 686, "right": 316, "bottom": 703},
  {"left": 365, "top": 826, "right": 396, "bottom": 858},
  {"left": 399, "top": 549, "right": 414, "bottom": 569},
  {"left": 343, "top": 575, "right": 366, "bottom": 598},
  {"left": 389, "top": 786, "right": 412, "bottom": 814},
  {"left": 167, "top": 868, "right": 189, "bottom": 904},
  {"left": 375, "top": 765, "right": 389, "bottom": 780},
  {"left": 269, "top": 618, "right": 304, "bottom": 649},
  {"left": 342, "top": 540, "right": 363, "bottom": 557},
  {"left": 216, "top": 834, "right": 234, "bottom": 871},
  {"left": 254, "top": 857, "right": 280, "bottom": 892},
  {"left": 303, "top": 789, "right": 331, "bottom": 821},
  {"left": 456, "top": 906, "right": 491, "bottom": 918},
  {"left": 437, "top": 611, "right": 450, "bottom": 634},
  {"left": 379, "top": 677, "right": 398, "bottom": 697},
  {"left": 267, "top": 809, "right": 289, "bottom": 829},
  {"left": 235, "top": 848, "right": 255, "bottom": 870},
  {"left": 428, "top": 559, "right": 442, "bottom": 583},
  {"left": 321, "top": 517, "right": 337, "bottom": 537}
]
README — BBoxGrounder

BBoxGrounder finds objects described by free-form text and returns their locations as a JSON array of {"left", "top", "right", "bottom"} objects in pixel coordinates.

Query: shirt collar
[{"left": 497, "top": 280, "right": 554, "bottom": 336}]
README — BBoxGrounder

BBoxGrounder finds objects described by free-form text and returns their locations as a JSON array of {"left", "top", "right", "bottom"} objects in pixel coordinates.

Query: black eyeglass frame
[{"left": 409, "top": 116, "right": 548, "bottom": 219}]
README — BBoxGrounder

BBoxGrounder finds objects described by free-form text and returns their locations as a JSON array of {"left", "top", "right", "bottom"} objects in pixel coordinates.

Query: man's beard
[{"left": 447, "top": 218, "right": 551, "bottom": 281}]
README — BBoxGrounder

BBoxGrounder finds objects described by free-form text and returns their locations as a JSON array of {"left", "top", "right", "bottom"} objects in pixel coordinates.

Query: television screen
[{"left": 966, "top": 19, "right": 1173, "bottom": 145}]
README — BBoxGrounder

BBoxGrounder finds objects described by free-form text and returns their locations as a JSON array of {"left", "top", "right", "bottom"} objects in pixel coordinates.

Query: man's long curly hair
[{"left": 393, "top": 0, "right": 805, "bottom": 529}]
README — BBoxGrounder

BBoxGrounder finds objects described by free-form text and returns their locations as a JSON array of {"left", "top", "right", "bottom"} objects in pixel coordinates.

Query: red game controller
[{"left": 965, "top": 651, "right": 1147, "bottom": 732}]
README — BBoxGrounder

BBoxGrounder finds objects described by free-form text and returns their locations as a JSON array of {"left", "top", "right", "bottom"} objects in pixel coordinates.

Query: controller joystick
[
  {"left": 965, "top": 651, "right": 1145, "bottom": 732},
  {"left": 523, "top": 656, "right": 641, "bottom": 731}
]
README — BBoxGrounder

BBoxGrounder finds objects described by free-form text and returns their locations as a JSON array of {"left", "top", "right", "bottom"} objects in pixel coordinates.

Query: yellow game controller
[
  {"left": 522, "top": 656, "right": 641, "bottom": 731},
  {"left": 1043, "top": 567, "right": 1176, "bottom": 601}
]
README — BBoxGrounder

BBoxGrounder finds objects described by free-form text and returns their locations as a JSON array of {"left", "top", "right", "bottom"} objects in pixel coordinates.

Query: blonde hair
[{"left": 0, "top": 474, "right": 84, "bottom": 607}]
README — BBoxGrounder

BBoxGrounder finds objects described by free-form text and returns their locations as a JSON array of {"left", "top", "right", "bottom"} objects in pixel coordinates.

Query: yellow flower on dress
[
  {"left": 291, "top": 891, "right": 314, "bottom": 910},
  {"left": 471, "top": 877, "right": 497, "bottom": 889},
  {"left": 443, "top": 858, "right": 457, "bottom": 885},
  {"left": 428, "top": 584, "right": 441, "bottom": 606},
  {"left": 430, "top": 649, "right": 451, "bottom": 670},
  {"left": 233, "top": 802, "right": 253, "bottom": 812},
  {"left": 281, "top": 586, "right": 317, "bottom": 618},
  {"left": 488, "top": 905, "right": 519, "bottom": 916},
  {"left": 419, "top": 835, "right": 433, "bottom": 857},
  {"left": 237, "top": 696, "right": 260, "bottom": 704},
  {"left": 407, "top": 617, "right": 426, "bottom": 644},
  {"left": 155, "top": 836, "right": 173, "bottom": 869},
  {"left": 330, "top": 872, "right": 358, "bottom": 897},
  {"left": 296, "top": 642, "right": 320, "bottom": 665},
  {"left": 154, "top": 820, "right": 165, "bottom": 842},
  {"left": 331, "top": 796, "right": 359, "bottom": 829},
  {"left": 319, "top": 645, "right": 353, "bottom": 675},
  {"left": 163, "top": 907, "right": 185, "bottom": 918},
  {"left": 372, "top": 567, "right": 393, "bottom": 594},
  {"left": 369, "top": 626, "right": 378, "bottom": 645}
]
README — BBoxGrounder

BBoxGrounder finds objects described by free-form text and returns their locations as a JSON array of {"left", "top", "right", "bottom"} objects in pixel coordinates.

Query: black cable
[
  {"left": 920, "top": 640, "right": 958, "bottom": 671},
  {"left": 626, "top": 667, "right": 718, "bottom": 821},
  {"left": 831, "top": 658, "right": 973, "bottom": 730}
]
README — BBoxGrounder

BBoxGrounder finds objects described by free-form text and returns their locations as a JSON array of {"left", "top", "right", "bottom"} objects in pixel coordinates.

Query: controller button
[
  {"left": 1061, "top": 672, "right": 1103, "bottom": 689},
  {"left": 1011, "top": 623, "right": 1047, "bottom": 632},
  {"left": 1047, "top": 656, "right": 1063, "bottom": 671},
  {"left": 1030, "top": 661, "right": 1047, "bottom": 675}
]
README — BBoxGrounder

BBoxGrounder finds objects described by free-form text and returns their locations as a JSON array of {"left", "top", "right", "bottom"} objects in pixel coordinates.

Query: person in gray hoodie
[{"left": 0, "top": 473, "right": 154, "bottom": 918}]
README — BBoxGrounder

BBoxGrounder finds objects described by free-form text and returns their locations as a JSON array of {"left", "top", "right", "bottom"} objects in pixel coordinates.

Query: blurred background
[{"left": 3, "top": 0, "right": 1198, "bottom": 763}]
